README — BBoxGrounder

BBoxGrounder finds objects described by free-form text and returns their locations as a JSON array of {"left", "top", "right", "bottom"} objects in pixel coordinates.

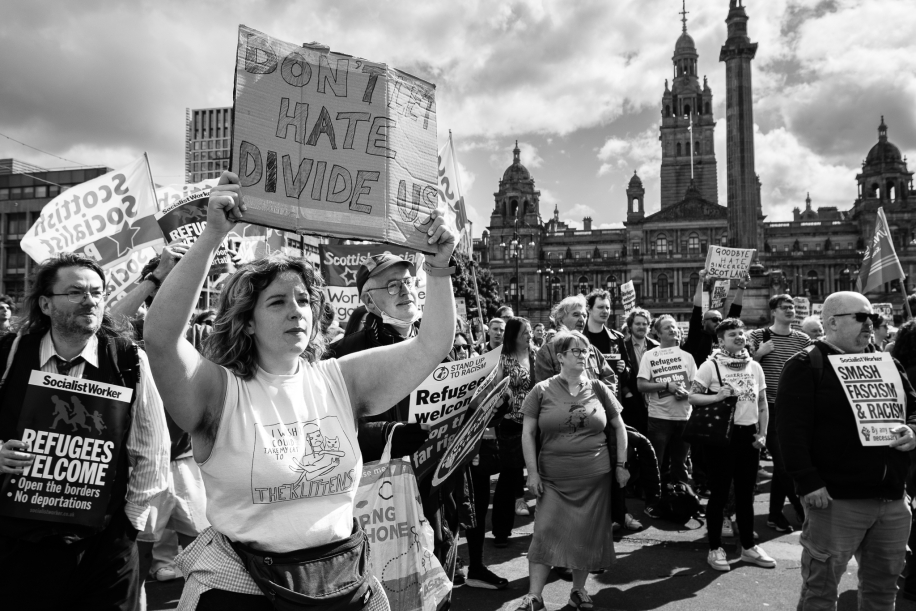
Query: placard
[
  {"left": 619, "top": 280, "right": 636, "bottom": 315},
  {"left": 231, "top": 25, "right": 440, "bottom": 253},
  {"left": 793, "top": 297, "right": 811, "bottom": 331},
  {"left": 704, "top": 245, "right": 755, "bottom": 279},
  {"left": 455, "top": 297, "right": 467, "bottom": 319},
  {"left": 646, "top": 347, "right": 690, "bottom": 397},
  {"left": 812, "top": 303, "right": 824, "bottom": 318},
  {"left": 319, "top": 244, "right": 426, "bottom": 324},
  {"left": 873, "top": 303, "right": 893, "bottom": 321},
  {"left": 709, "top": 279, "right": 729, "bottom": 310},
  {"left": 155, "top": 188, "right": 235, "bottom": 276},
  {"left": 407, "top": 347, "right": 502, "bottom": 425},
  {"left": 0, "top": 371, "right": 133, "bottom": 528},
  {"left": 828, "top": 352, "right": 906, "bottom": 447}
]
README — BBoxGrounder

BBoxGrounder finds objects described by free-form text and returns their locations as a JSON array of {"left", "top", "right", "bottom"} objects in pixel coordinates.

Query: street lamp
[
  {"left": 607, "top": 274, "right": 618, "bottom": 330},
  {"left": 500, "top": 217, "right": 536, "bottom": 314}
]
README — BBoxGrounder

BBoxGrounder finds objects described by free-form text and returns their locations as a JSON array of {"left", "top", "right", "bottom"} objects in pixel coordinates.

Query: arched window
[
  {"left": 870, "top": 183, "right": 880, "bottom": 198},
  {"left": 676, "top": 142, "right": 682, "bottom": 157},
  {"left": 656, "top": 233, "right": 668, "bottom": 254},
  {"left": 887, "top": 180, "right": 897, "bottom": 200},
  {"left": 687, "top": 233, "right": 700, "bottom": 255},
  {"left": 695, "top": 140, "right": 701, "bottom": 155},
  {"left": 510, "top": 200, "right": 518, "bottom": 216},
  {"left": 509, "top": 276, "right": 518, "bottom": 298},
  {"left": 720, "top": 233, "right": 728, "bottom": 246},
  {"left": 705, "top": 101, "right": 710, "bottom": 115},
  {"left": 684, "top": 104, "right": 691, "bottom": 116},
  {"left": 665, "top": 104, "right": 671, "bottom": 117},
  {"left": 550, "top": 276, "right": 562, "bottom": 304},
  {"left": 656, "top": 274, "right": 669, "bottom": 301},
  {"left": 686, "top": 142, "right": 691, "bottom": 156},
  {"left": 632, "top": 198, "right": 639, "bottom": 213},
  {"left": 578, "top": 275, "right": 591, "bottom": 296}
]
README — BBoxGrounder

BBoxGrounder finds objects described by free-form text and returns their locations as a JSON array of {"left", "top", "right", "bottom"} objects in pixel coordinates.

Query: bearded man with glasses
[
  {"left": 777, "top": 291, "right": 916, "bottom": 609},
  {"left": 0, "top": 253, "right": 169, "bottom": 610}
]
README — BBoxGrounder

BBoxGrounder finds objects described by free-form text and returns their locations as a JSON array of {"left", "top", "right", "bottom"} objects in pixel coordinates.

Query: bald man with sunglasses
[{"left": 777, "top": 291, "right": 916, "bottom": 609}]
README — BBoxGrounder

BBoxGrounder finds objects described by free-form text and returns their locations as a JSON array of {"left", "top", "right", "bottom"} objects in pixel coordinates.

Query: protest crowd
[{"left": 3, "top": 24, "right": 916, "bottom": 611}]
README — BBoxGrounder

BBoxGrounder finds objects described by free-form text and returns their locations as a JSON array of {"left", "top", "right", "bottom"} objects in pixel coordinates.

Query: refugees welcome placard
[{"left": 232, "top": 25, "right": 440, "bottom": 253}]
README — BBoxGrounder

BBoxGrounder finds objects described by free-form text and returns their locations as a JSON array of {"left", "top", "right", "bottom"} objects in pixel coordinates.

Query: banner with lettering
[
  {"left": 319, "top": 243, "right": 426, "bottom": 324},
  {"left": 620, "top": 280, "right": 636, "bottom": 315},
  {"left": 231, "top": 25, "right": 440, "bottom": 253},
  {"left": 0, "top": 371, "right": 133, "bottom": 528},
  {"left": 828, "top": 352, "right": 906, "bottom": 447},
  {"left": 21, "top": 155, "right": 165, "bottom": 302},
  {"left": 704, "top": 245, "right": 755, "bottom": 280}
]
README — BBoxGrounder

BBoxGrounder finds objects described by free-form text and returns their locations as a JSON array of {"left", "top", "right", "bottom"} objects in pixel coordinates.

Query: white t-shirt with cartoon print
[
  {"left": 693, "top": 355, "right": 766, "bottom": 426},
  {"left": 199, "top": 358, "right": 360, "bottom": 552}
]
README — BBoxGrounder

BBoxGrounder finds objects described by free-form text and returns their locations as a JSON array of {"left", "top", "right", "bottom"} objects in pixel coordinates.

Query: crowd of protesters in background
[{"left": 3, "top": 175, "right": 916, "bottom": 610}]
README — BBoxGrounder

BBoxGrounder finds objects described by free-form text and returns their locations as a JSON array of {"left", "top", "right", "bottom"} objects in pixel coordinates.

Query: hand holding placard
[
  {"left": 206, "top": 172, "right": 245, "bottom": 236},
  {"left": 704, "top": 245, "right": 755, "bottom": 279},
  {"left": 423, "top": 209, "right": 457, "bottom": 268}
]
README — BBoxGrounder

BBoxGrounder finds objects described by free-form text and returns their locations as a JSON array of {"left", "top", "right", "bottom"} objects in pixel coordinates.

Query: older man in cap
[{"left": 778, "top": 291, "right": 916, "bottom": 609}]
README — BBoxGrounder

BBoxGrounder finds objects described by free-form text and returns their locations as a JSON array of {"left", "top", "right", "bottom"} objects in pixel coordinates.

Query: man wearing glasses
[
  {"left": 777, "top": 291, "right": 916, "bottom": 609},
  {"left": 748, "top": 294, "right": 810, "bottom": 534},
  {"left": 0, "top": 253, "right": 169, "bottom": 610}
]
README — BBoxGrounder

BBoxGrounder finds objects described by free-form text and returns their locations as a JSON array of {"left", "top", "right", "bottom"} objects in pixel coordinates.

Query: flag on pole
[
  {"left": 857, "top": 207, "right": 906, "bottom": 294},
  {"left": 438, "top": 131, "right": 471, "bottom": 255}
]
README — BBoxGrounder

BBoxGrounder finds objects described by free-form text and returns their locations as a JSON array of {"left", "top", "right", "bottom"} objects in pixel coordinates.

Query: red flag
[{"left": 857, "top": 207, "right": 905, "bottom": 294}]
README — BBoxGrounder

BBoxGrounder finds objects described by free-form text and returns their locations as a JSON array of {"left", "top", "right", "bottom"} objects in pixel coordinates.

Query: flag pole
[
  {"left": 469, "top": 259, "right": 487, "bottom": 350},
  {"left": 904, "top": 275, "right": 913, "bottom": 321}
]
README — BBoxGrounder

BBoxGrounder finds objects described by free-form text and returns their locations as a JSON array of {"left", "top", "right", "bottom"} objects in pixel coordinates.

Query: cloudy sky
[{"left": 2, "top": 0, "right": 913, "bottom": 235}]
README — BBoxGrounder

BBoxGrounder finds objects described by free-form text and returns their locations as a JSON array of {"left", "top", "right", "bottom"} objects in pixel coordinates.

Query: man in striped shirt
[
  {"left": 748, "top": 294, "right": 810, "bottom": 533},
  {"left": 0, "top": 253, "right": 169, "bottom": 611}
]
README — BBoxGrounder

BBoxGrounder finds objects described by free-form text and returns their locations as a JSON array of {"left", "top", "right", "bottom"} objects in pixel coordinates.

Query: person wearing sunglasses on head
[
  {"left": 777, "top": 292, "right": 916, "bottom": 610},
  {"left": 747, "top": 295, "right": 810, "bottom": 534}
]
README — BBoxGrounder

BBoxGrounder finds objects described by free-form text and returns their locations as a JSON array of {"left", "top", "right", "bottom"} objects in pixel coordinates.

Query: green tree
[{"left": 452, "top": 252, "right": 503, "bottom": 325}]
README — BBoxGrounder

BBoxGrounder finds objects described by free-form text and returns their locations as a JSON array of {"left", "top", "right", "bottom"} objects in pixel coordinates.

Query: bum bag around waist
[{"left": 229, "top": 519, "right": 374, "bottom": 611}]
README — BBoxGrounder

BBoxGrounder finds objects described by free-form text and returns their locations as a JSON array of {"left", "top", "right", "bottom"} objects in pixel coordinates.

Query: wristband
[
  {"left": 144, "top": 274, "right": 162, "bottom": 289},
  {"left": 422, "top": 261, "right": 456, "bottom": 277}
]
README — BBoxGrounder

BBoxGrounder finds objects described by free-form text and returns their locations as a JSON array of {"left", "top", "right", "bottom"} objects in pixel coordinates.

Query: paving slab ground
[{"left": 147, "top": 464, "right": 916, "bottom": 611}]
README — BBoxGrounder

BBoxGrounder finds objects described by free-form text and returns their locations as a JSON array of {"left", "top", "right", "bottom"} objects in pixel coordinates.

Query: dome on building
[
  {"left": 674, "top": 31, "right": 696, "bottom": 55},
  {"left": 628, "top": 171, "right": 643, "bottom": 188},
  {"left": 865, "top": 116, "right": 903, "bottom": 165},
  {"left": 502, "top": 141, "right": 531, "bottom": 183}
]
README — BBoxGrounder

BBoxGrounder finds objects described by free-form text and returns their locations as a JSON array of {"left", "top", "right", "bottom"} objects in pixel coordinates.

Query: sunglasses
[
  {"left": 705, "top": 317, "right": 722, "bottom": 324},
  {"left": 834, "top": 312, "right": 882, "bottom": 325}
]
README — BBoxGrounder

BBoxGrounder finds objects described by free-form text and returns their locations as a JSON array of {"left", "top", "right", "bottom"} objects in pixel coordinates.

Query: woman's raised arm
[
  {"left": 337, "top": 210, "right": 457, "bottom": 416},
  {"left": 144, "top": 172, "right": 244, "bottom": 437}
]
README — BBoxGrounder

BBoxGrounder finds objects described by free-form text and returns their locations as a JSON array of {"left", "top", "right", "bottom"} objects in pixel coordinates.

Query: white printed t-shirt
[
  {"left": 198, "top": 358, "right": 360, "bottom": 553},
  {"left": 694, "top": 354, "right": 766, "bottom": 426},
  {"left": 638, "top": 346, "right": 697, "bottom": 420}
]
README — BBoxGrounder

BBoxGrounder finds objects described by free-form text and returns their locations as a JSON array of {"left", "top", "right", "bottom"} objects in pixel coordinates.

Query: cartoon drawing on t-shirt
[
  {"left": 564, "top": 403, "right": 597, "bottom": 434},
  {"left": 288, "top": 424, "right": 347, "bottom": 485}
]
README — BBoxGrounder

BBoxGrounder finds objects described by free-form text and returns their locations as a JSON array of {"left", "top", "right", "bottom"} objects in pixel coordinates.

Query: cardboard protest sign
[
  {"left": 428, "top": 377, "right": 510, "bottom": 494},
  {"left": 411, "top": 353, "right": 503, "bottom": 482},
  {"left": 873, "top": 303, "right": 893, "bottom": 321},
  {"left": 620, "top": 280, "right": 636, "bottom": 315},
  {"left": 792, "top": 297, "right": 811, "bottom": 331},
  {"left": 828, "top": 352, "right": 906, "bottom": 446},
  {"left": 646, "top": 347, "right": 691, "bottom": 398},
  {"left": 812, "top": 303, "right": 823, "bottom": 318},
  {"left": 704, "top": 245, "right": 754, "bottom": 280},
  {"left": 155, "top": 187, "right": 235, "bottom": 276},
  {"left": 0, "top": 371, "right": 133, "bottom": 528},
  {"left": 709, "top": 279, "right": 729, "bottom": 310},
  {"left": 21, "top": 154, "right": 164, "bottom": 275},
  {"left": 231, "top": 25, "right": 440, "bottom": 253},
  {"left": 407, "top": 347, "right": 502, "bottom": 425},
  {"left": 455, "top": 297, "right": 467, "bottom": 320},
  {"left": 319, "top": 243, "right": 427, "bottom": 324}
]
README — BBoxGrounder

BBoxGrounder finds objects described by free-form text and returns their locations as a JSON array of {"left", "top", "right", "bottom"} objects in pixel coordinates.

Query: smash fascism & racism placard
[
  {"left": 0, "top": 372, "right": 133, "bottom": 528},
  {"left": 704, "top": 245, "right": 755, "bottom": 280},
  {"left": 231, "top": 25, "right": 440, "bottom": 253},
  {"left": 828, "top": 352, "right": 906, "bottom": 447},
  {"left": 319, "top": 243, "right": 426, "bottom": 323}
]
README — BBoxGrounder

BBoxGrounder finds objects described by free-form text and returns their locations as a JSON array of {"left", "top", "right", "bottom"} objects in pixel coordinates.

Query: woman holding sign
[
  {"left": 689, "top": 318, "right": 776, "bottom": 573},
  {"left": 517, "top": 331, "right": 628, "bottom": 611},
  {"left": 144, "top": 172, "right": 457, "bottom": 610}
]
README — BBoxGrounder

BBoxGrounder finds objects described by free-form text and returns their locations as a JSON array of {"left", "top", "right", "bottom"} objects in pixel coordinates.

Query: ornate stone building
[{"left": 478, "top": 2, "right": 916, "bottom": 327}]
